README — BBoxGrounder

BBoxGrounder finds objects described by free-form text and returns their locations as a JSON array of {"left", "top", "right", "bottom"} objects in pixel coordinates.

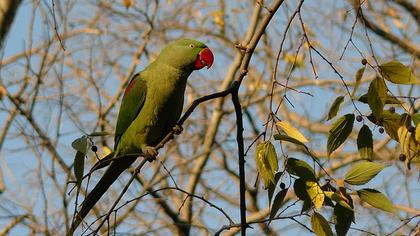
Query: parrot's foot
[
  {"left": 172, "top": 125, "right": 183, "bottom": 135},
  {"left": 144, "top": 146, "right": 158, "bottom": 162}
]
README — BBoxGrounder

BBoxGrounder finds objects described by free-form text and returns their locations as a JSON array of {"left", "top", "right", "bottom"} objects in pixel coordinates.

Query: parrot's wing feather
[{"left": 114, "top": 73, "right": 147, "bottom": 149}]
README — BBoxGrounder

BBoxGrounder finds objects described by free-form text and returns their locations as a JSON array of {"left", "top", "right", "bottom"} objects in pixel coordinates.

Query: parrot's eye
[{"left": 189, "top": 44, "right": 194, "bottom": 48}]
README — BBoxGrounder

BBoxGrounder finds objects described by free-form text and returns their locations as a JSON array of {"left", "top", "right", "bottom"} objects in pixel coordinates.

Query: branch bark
[{"left": 0, "top": 0, "right": 22, "bottom": 48}]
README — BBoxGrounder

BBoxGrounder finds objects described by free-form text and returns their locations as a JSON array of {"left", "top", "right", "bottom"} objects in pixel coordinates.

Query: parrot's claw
[
  {"left": 144, "top": 146, "right": 158, "bottom": 162},
  {"left": 172, "top": 125, "right": 183, "bottom": 135}
]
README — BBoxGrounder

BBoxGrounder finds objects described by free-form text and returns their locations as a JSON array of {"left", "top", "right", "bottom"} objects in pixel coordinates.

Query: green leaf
[
  {"left": 286, "top": 158, "right": 316, "bottom": 180},
  {"left": 357, "top": 188, "right": 396, "bottom": 213},
  {"left": 358, "top": 93, "right": 400, "bottom": 105},
  {"left": 344, "top": 161, "right": 387, "bottom": 185},
  {"left": 327, "top": 96, "right": 345, "bottom": 121},
  {"left": 333, "top": 194, "right": 353, "bottom": 211},
  {"left": 74, "top": 151, "right": 85, "bottom": 189},
  {"left": 357, "top": 125, "right": 373, "bottom": 160},
  {"left": 379, "top": 61, "right": 418, "bottom": 84},
  {"left": 327, "top": 114, "right": 355, "bottom": 156},
  {"left": 334, "top": 203, "right": 354, "bottom": 236},
  {"left": 267, "top": 172, "right": 282, "bottom": 205},
  {"left": 306, "top": 180, "right": 325, "bottom": 210},
  {"left": 301, "top": 198, "right": 313, "bottom": 213},
  {"left": 385, "top": 96, "right": 401, "bottom": 104},
  {"left": 293, "top": 178, "right": 308, "bottom": 201},
  {"left": 367, "top": 77, "right": 387, "bottom": 119},
  {"left": 382, "top": 111, "right": 402, "bottom": 141},
  {"left": 351, "top": 67, "right": 365, "bottom": 97},
  {"left": 294, "top": 179, "right": 315, "bottom": 213},
  {"left": 269, "top": 188, "right": 288, "bottom": 223},
  {"left": 367, "top": 110, "right": 401, "bottom": 127},
  {"left": 255, "top": 141, "right": 278, "bottom": 188},
  {"left": 72, "top": 136, "right": 88, "bottom": 155},
  {"left": 88, "top": 131, "right": 110, "bottom": 137},
  {"left": 383, "top": 120, "right": 400, "bottom": 141},
  {"left": 322, "top": 191, "right": 335, "bottom": 208},
  {"left": 412, "top": 113, "right": 420, "bottom": 126},
  {"left": 311, "top": 212, "right": 333, "bottom": 236},
  {"left": 383, "top": 110, "right": 402, "bottom": 122},
  {"left": 358, "top": 93, "right": 369, "bottom": 104},
  {"left": 320, "top": 183, "right": 336, "bottom": 207},
  {"left": 324, "top": 191, "right": 353, "bottom": 211}
]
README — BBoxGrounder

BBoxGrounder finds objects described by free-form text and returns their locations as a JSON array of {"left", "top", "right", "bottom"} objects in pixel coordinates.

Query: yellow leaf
[
  {"left": 306, "top": 180, "right": 324, "bottom": 210},
  {"left": 255, "top": 141, "right": 278, "bottom": 188},
  {"left": 379, "top": 61, "right": 418, "bottom": 85},
  {"left": 398, "top": 125, "right": 410, "bottom": 156},
  {"left": 276, "top": 121, "right": 309, "bottom": 143},
  {"left": 397, "top": 114, "right": 417, "bottom": 157},
  {"left": 311, "top": 212, "right": 333, "bottom": 236},
  {"left": 102, "top": 146, "right": 112, "bottom": 157},
  {"left": 415, "top": 125, "right": 420, "bottom": 143}
]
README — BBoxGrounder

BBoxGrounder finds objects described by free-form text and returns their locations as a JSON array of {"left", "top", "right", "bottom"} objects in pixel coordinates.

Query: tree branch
[{"left": 0, "top": 0, "right": 22, "bottom": 49}]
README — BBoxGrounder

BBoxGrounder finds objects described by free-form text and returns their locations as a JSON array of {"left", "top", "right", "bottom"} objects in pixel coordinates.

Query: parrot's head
[{"left": 158, "top": 38, "right": 214, "bottom": 71}]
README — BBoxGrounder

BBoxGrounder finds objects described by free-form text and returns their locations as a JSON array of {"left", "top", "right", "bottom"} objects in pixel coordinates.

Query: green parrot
[{"left": 69, "top": 38, "right": 213, "bottom": 234}]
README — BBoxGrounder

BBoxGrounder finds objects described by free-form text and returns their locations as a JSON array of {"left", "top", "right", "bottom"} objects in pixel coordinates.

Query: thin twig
[
  {"left": 51, "top": 0, "right": 65, "bottom": 51},
  {"left": 385, "top": 213, "right": 420, "bottom": 236}
]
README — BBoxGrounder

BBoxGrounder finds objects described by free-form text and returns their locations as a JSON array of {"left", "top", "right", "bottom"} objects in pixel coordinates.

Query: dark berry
[
  {"left": 408, "top": 126, "right": 415, "bottom": 132},
  {"left": 361, "top": 59, "right": 367, "bottom": 65},
  {"left": 356, "top": 115, "right": 363, "bottom": 122},
  {"left": 399, "top": 154, "right": 406, "bottom": 162},
  {"left": 91, "top": 145, "right": 98, "bottom": 152},
  {"left": 280, "top": 182, "right": 286, "bottom": 190},
  {"left": 388, "top": 107, "right": 395, "bottom": 113},
  {"left": 379, "top": 127, "right": 384, "bottom": 134}
]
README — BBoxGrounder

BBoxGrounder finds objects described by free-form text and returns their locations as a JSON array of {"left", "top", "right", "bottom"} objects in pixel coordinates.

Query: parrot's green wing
[
  {"left": 114, "top": 73, "right": 147, "bottom": 149},
  {"left": 87, "top": 74, "right": 147, "bottom": 179}
]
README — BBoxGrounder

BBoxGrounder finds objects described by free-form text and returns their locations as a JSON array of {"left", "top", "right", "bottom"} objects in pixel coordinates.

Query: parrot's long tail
[{"left": 68, "top": 155, "right": 137, "bottom": 235}]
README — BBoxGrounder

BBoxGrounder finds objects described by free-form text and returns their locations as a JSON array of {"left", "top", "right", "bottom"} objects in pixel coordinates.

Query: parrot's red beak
[{"left": 194, "top": 47, "right": 214, "bottom": 70}]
